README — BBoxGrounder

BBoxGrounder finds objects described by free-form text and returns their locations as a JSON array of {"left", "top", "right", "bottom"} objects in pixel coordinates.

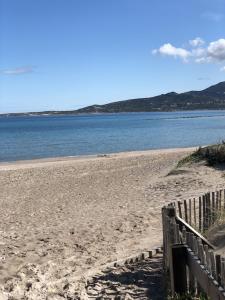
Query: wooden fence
[
  {"left": 162, "top": 190, "right": 225, "bottom": 299},
  {"left": 177, "top": 189, "right": 225, "bottom": 232}
]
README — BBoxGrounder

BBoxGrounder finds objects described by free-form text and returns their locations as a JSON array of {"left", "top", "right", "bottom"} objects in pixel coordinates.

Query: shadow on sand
[{"left": 86, "top": 255, "right": 165, "bottom": 299}]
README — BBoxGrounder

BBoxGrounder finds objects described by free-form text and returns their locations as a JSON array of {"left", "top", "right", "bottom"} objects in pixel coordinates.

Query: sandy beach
[{"left": 1, "top": 147, "right": 225, "bottom": 299}]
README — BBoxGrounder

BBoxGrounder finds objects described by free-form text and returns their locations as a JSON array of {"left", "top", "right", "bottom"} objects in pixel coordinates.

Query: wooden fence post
[
  {"left": 212, "top": 191, "right": 215, "bottom": 224},
  {"left": 224, "top": 189, "right": 225, "bottom": 209},
  {"left": 184, "top": 200, "right": 188, "bottom": 223},
  {"left": 206, "top": 193, "right": 209, "bottom": 230},
  {"left": 203, "top": 195, "right": 206, "bottom": 231},
  {"left": 193, "top": 198, "right": 196, "bottom": 227},
  {"left": 189, "top": 198, "right": 192, "bottom": 226},
  {"left": 171, "top": 244, "right": 187, "bottom": 295},
  {"left": 216, "top": 191, "right": 219, "bottom": 211},
  {"left": 216, "top": 254, "right": 221, "bottom": 285},
  {"left": 208, "top": 192, "right": 212, "bottom": 228},
  {"left": 219, "top": 190, "right": 222, "bottom": 211},
  {"left": 199, "top": 196, "right": 202, "bottom": 232},
  {"left": 162, "top": 207, "right": 166, "bottom": 269},
  {"left": 162, "top": 206, "right": 176, "bottom": 270},
  {"left": 178, "top": 201, "right": 182, "bottom": 219}
]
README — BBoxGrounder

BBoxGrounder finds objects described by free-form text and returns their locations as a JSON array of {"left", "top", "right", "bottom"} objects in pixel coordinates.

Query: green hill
[
  {"left": 75, "top": 81, "right": 225, "bottom": 113},
  {"left": 2, "top": 81, "right": 225, "bottom": 116}
]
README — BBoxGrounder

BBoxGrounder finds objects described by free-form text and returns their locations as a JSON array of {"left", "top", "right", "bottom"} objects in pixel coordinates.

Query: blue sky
[{"left": 0, "top": 0, "right": 225, "bottom": 113}]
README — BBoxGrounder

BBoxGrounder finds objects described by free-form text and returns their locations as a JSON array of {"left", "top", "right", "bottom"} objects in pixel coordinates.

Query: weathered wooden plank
[
  {"left": 193, "top": 198, "right": 196, "bottom": 227},
  {"left": 208, "top": 192, "right": 212, "bottom": 228},
  {"left": 190, "top": 232, "right": 194, "bottom": 251},
  {"left": 203, "top": 194, "right": 206, "bottom": 231},
  {"left": 182, "top": 226, "right": 187, "bottom": 244},
  {"left": 216, "top": 254, "right": 222, "bottom": 285},
  {"left": 199, "top": 196, "right": 202, "bottom": 232},
  {"left": 184, "top": 200, "right": 188, "bottom": 223},
  {"left": 175, "top": 224, "right": 180, "bottom": 244},
  {"left": 199, "top": 243, "right": 205, "bottom": 266},
  {"left": 216, "top": 191, "right": 219, "bottom": 211},
  {"left": 186, "top": 231, "right": 190, "bottom": 248},
  {"left": 224, "top": 189, "right": 225, "bottom": 209},
  {"left": 197, "top": 238, "right": 201, "bottom": 259},
  {"left": 219, "top": 190, "right": 222, "bottom": 211},
  {"left": 189, "top": 198, "right": 192, "bottom": 226},
  {"left": 171, "top": 244, "right": 188, "bottom": 295},
  {"left": 221, "top": 258, "right": 225, "bottom": 289},
  {"left": 212, "top": 191, "right": 215, "bottom": 224},
  {"left": 186, "top": 247, "right": 225, "bottom": 300},
  {"left": 205, "top": 193, "right": 209, "bottom": 230},
  {"left": 178, "top": 201, "right": 183, "bottom": 218},
  {"left": 161, "top": 207, "right": 167, "bottom": 268},
  {"left": 210, "top": 251, "right": 216, "bottom": 279},
  {"left": 193, "top": 235, "right": 198, "bottom": 256},
  {"left": 197, "top": 238, "right": 205, "bottom": 265},
  {"left": 204, "top": 244, "right": 211, "bottom": 273}
]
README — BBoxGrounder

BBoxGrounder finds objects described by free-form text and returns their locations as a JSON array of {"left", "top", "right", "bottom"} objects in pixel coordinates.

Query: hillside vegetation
[{"left": 76, "top": 81, "right": 225, "bottom": 113}]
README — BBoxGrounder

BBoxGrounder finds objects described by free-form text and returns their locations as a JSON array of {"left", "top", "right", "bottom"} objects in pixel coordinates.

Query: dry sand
[{"left": 0, "top": 147, "right": 225, "bottom": 299}]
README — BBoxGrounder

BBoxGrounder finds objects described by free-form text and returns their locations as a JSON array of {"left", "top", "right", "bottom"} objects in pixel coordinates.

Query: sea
[{"left": 1, "top": 110, "right": 225, "bottom": 162}]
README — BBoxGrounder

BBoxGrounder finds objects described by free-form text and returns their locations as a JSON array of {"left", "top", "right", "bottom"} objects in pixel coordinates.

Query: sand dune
[{"left": 0, "top": 148, "right": 224, "bottom": 299}]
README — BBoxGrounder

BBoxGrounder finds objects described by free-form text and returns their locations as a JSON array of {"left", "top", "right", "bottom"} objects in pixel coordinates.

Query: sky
[{"left": 0, "top": 0, "right": 225, "bottom": 113}]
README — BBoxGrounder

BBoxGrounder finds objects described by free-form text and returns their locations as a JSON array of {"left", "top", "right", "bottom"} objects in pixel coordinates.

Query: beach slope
[{"left": 0, "top": 148, "right": 224, "bottom": 298}]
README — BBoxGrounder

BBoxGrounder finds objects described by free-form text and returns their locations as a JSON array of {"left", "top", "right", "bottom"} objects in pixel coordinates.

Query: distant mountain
[
  {"left": 75, "top": 81, "right": 225, "bottom": 113},
  {"left": 1, "top": 81, "right": 225, "bottom": 116}
]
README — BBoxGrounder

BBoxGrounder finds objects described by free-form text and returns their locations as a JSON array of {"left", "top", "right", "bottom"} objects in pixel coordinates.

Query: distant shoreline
[{"left": 1, "top": 108, "right": 225, "bottom": 118}]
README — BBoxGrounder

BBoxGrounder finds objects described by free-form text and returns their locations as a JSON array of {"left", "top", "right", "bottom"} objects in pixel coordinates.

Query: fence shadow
[{"left": 86, "top": 256, "right": 165, "bottom": 300}]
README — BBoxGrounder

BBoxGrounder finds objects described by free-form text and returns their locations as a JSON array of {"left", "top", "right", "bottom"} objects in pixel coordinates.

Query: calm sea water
[{"left": 1, "top": 111, "right": 225, "bottom": 162}]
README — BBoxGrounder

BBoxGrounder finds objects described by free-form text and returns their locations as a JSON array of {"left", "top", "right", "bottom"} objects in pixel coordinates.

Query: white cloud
[
  {"left": 152, "top": 43, "right": 191, "bottom": 62},
  {"left": 153, "top": 38, "right": 225, "bottom": 71},
  {"left": 195, "top": 57, "right": 208, "bottom": 64},
  {"left": 192, "top": 47, "right": 206, "bottom": 58},
  {"left": 189, "top": 37, "right": 205, "bottom": 47},
  {"left": 2, "top": 66, "right": 35, "bottom": 75},
  {"left": 207, "top": 39, "right": 225, "bottom": 62}
]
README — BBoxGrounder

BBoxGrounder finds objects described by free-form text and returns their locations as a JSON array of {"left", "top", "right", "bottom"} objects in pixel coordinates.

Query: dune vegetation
[{"left": 177, "top": 142, "right": 225, "bottom": 167}]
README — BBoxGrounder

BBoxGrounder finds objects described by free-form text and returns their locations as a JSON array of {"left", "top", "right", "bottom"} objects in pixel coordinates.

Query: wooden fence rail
[{"left": 162, "top": 189, "right": 225, "bottom": 299}]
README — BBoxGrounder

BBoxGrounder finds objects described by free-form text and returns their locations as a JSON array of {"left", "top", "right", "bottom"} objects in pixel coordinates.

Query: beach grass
[{"left": 177, "top": 142, "right": 225, "bottom": 168}]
